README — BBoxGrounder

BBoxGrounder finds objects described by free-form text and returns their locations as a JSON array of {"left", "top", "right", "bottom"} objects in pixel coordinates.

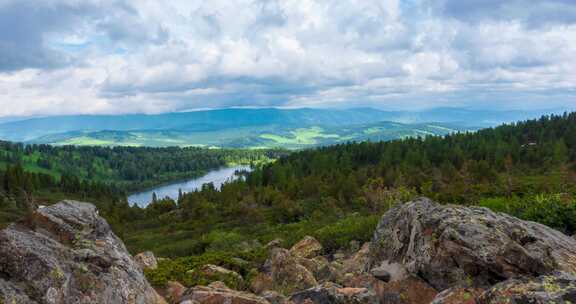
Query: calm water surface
[{"left": 128, "top": 165, "right": 251, "bottom": 207}]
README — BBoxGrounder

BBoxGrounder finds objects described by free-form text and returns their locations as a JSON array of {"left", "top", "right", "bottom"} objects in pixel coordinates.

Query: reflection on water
[{"left": 128, "top": 165, "right": 251, "bottom": 207}]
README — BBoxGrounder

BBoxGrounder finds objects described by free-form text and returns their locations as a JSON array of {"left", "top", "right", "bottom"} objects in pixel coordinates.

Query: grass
[
  {"left": 260, "top": 127, "right": 340, "bottom": 146},
  {"left": 36, "top": 123, "right": 462, "bottom": 149}
]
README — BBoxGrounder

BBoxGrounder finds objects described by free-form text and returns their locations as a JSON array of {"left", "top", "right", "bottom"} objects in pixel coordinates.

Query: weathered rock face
[
  {"left": 478, "top": 272, "right": 576, "bottom": 304},
  {"left": 0, "top": 200, "right": 166, "bottom": 304},
  {"left": 163, "top": 281, "right": 187, "bottom": 304},
  {"left": 270, "top": 248, "right": 318, "bottom": 294},
  {"left": 290, "top": 236, "right": 323, "bottom": 259},
  {"left": 135, "top": 251, "right": 159, "bottom": 270},
  {"left": 342, "top": 242, "right": 371, "bottom": 275},
  {"left": 180, "top": 283, "right": 270, "bottom": 304},
  {"left": 369, "top": 197, "right": 576, "bottom": 291},
  {"left": 199, "top": 264, "right": 244, "bottom": 288},
  {"left": 343, "top": 274, "right": 438, "bottom": 304},
  {"left": 431, "top": 288, "right": 484, "bottom": 304},
  {"left": 289, "top": 282, "right": 378, "bottom": 304},
  {"left": 260, "top": 290, "right": 288, "bottom": 304}
]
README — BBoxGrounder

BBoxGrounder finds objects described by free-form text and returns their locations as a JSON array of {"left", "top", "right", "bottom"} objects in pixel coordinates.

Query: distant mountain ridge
[
  {"left": 0, "top": 107, "right": 566, "bottom": 148},
  {"left": 0, "top": 108, "right": 397, "bottom": 142}
]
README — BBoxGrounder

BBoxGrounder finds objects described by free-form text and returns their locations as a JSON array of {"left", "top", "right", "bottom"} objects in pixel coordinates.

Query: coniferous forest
[{"left": 2, "top": 113, "right": 576, "bottom": 288}]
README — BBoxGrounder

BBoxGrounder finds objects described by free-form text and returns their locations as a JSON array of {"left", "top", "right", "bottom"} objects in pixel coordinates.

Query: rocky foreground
[
  {"left": 3, "top": 198, "right": 576, "bottom": 303},
  {"left": 0, "top": 201, "right": 165, "bottom": 303}
]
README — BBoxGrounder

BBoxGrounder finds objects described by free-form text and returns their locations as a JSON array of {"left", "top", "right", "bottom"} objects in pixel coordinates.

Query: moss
[
  {"left": 49, "top": 267, "right": 65, "bottom": 282},
  {"left": 73, "top": 268, "right": 97, "bottom": 293},
  {"left": 542, "top": 276, "right": 562, "bottom": 293}
]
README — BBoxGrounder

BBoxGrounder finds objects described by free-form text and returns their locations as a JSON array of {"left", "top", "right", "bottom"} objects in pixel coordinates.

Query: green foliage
[
  {"left": 145, "top": 248, "right": 266, "bottom": 288},
  {"left": 479, "top": 194, "right": 576, "bottom": 233},
  {"left": 31, "top": 121, "right": 462, "bottom": 149},
  {"left": 5, "top": 112, "right": 576, "bottom": 286},
  {"left": 124, "top": 112, "right": 576, "bottom": 260},
  {"left": 0, "top": 141, "right": 285, "bottom": 192},
  {"left": 313, "top": 215, "right": 380, "bottom": 252}
]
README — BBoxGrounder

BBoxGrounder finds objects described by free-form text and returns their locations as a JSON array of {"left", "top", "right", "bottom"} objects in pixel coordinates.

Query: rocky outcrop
[
  {"left": 261, "top": 290, "right": 288, "bottom": 304},
  {"left": 342, "top": 242, "right": 371, "bottom": 275},
  {"left": 296, "top": 256, "right": 342, "bottom": 284},
  {"left": 180, "top": 282, "right": 269, "bottom": 304},
  {"left": 431, "top": 288, "right": 484, "bottom": 304},
  {"left": 0, "top": 200, "right": 166, "bottom": 304},
  {"left": 289, "top": 282, "right": 378, "bottom": 304},
  {"left": 269, "top": 248, "right": 318, "bottom": 294},
  {"left": 199, "top": 264, "right": 244, "bottom": 288},
  {"left": 163, "top": 281, "right": 187, "bottom": 304},
  {"left": 135, "top": 251, "right": 159, "bottom": 270},
  {"left": 369, "top": 197, "right": 576, "bottom": 291},
  {"left": 290, "top": 236, "right": 323, "bottom": 259},
  {"left": 478, "top": 271, "right": 576, "bottom": 303},
  {"left": 343, "top": 274, "right": 438, "bottom": 304}
]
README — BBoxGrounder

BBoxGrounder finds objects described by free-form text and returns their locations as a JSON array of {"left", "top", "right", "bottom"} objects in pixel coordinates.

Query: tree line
[{"left": 123, "top": 112, "right": 576, "bottom": 257}]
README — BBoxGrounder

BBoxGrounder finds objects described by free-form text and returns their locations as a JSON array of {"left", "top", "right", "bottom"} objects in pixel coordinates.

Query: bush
[
  {"left": 144, "top": 248, "right": 267, "bottom": 288},
  {"left": 313, "top": 215, "right": 380, "bottom": 253},
  {"left": 478, "top": 194, "right": 576, "bottom": 234}
]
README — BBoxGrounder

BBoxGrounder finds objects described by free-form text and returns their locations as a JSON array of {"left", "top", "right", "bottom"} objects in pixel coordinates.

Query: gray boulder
[
  {"left": 369, "top": 197, "right": 576, "bottom": 291},
  {"left": 479, "top": 271, "right": 576, "bottom": 303},
  {"left": 0, "top": 200, "right": 166, "bottom": 304},
  {"left": 289, "top": 282, "right": 378, "bottom": 304},
  {"left": 135, "top": 251, "right": 159, "bottom": 270}
]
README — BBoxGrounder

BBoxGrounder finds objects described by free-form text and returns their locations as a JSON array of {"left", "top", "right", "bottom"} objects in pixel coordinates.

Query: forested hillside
[
  {"left": 115, "top": 113, "right": 576, "bottom": 286},
  {"left": 2, "top": 113, "right": 576, "bottom": 289},
  {"left": 0, "top": 143, "right": 284, "bottom": 227},
  {"left": 0, "top": 142, "right": 283, "bottom": 191}
]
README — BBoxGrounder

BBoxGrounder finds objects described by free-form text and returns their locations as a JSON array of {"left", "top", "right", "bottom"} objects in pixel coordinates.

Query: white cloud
[{"left": 0, "top": 0, "right": 575, "bottom": 116}]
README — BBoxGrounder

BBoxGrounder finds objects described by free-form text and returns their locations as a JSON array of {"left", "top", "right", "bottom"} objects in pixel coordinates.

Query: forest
[
  {"left": 2, "top": 113, "right": 576, "bottom": 287},
  {"left": 125, "top": 113, "right": 576, "bottom": 286},
  {"left": 0, "top": 143, "right": 285, "bottom": 227}
]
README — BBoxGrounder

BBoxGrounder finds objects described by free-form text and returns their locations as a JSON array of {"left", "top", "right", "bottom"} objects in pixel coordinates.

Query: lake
[{"left": 127, "top": 165, "right": 252, "bottom": 207}]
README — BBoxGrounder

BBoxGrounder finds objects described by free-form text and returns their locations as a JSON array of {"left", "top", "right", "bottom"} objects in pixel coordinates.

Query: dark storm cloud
[
  {"left": 0, "top": 1, "right": 98, "bottom": 71},
  {"left": 0, "top": 0, "right": 167, "bottom": 72}
]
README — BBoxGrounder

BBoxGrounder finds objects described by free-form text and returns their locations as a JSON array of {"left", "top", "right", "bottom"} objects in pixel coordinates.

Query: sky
[{"left": 0, "top": 0, "right": 575, "bottom": 117}]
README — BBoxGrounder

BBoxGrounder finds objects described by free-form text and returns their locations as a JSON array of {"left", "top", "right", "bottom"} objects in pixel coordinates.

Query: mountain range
[{"left": 0, "top": 107, "right": 565, "bottom": 148}]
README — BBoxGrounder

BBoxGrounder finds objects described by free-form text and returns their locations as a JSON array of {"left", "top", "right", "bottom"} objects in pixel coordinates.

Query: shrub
[{"left": 313, "top": 215, "right": 380, "bottom": 253}]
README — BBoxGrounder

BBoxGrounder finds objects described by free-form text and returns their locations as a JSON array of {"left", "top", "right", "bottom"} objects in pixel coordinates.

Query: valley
[
  {"left": 2, "top": 112, "right": 576, "bottom": 303},
  {"left": 0, "top": 107, "right": 554, "bottom": 149},
  {"left": 128, "top": 165, "right": 251, "bottom": 207},
  {"left": 2, "top": 1, "right": 574, "bottom": 302},
  {"left": 32, "top": 122, "right": 468, "bottom": 149}
]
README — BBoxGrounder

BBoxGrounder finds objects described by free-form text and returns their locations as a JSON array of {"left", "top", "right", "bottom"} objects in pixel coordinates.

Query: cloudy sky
[{"left": 0, "top": 0, "right": 575, "bottom": 117}]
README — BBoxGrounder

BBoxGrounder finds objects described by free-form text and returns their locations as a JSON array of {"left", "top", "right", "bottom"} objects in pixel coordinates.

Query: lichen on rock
[{"left": 0, "top": 200, "right": 166, "bottom": 304}]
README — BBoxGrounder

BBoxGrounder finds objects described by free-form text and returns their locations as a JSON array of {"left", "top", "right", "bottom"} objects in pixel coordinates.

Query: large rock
[
  {"left": 290, "top": 236, "right": 323, "bottom": 259},
  {"left": 478, "top": 271, "right": 576, "bottom": 303},
  {"left": 270, "top": 248, "right": 317, "bottom": 294},
  {"left": 0, "top": 200, "right": 166, "bottom": 304},
  {"left": 163, "top": 281, "right": 187, "bottom": 304},
  {"left": 198, "top": 264, "right": 244, "bottom": 289},
  {"left": 431, "top": 288, "right": 484, "bottom": 304},
  {"left": 260, "top": 290, "right": 288, "bottom": 304},
  {"left": 344, "top": 274, "right": 437, "bottom": 304},
  {"left": 180, "top": 283, "right": 269, "bottom": 304},
  {"left": 296, "top": 256, "right": 342, "bottom": 284},
  {"left": 342, "top": 242, "right": 371, "bottom": 275},
  {"left": 135, "top": 251, "right": 159, "bottom": 270},
  {"left": 289, "top": 282, "right": 378, "bottom": 304},
  {"left": 369, "top": 197, "right": 576, "bottom": 291}
]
